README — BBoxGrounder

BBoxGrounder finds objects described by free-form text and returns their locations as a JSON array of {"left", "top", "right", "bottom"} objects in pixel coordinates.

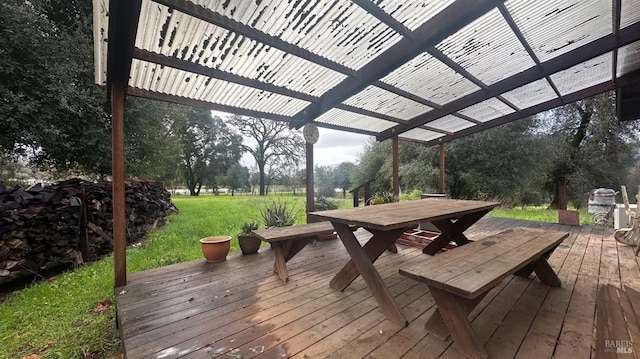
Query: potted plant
[
  {"left": 237, "top": 221, "right": 261, "bottom": 255},
  {"left": 260, "top": 200, "right": 298, "bottom": 228}
]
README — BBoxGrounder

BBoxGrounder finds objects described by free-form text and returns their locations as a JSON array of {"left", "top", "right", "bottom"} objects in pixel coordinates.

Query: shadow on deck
[{"left": 115, "top": 217, "right": 636, "bottom": 359}]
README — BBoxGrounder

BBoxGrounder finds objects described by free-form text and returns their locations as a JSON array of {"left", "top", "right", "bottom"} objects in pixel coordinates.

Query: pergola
[{"left": 93, "top": 0, "right": 640, "bottom": 286}]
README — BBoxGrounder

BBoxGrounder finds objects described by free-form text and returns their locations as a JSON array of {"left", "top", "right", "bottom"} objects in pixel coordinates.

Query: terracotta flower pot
[
  {"left": 238, "top": 235, "right": 261, "bottom": 254},
  {"left": 199, "top": 236, "right": 231, "bottom": 262}
]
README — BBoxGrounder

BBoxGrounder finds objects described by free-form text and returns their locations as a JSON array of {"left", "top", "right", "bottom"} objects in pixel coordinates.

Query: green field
[
  {"left": 0, "top": 195, "right": 592, "bottom": 358},
  {"left": 488, "top": 206, "right": 594, "bottom": 226}
]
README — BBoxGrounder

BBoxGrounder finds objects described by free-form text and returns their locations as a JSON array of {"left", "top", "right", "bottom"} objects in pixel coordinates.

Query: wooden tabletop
[{"left": 309, "top": 199, "right": 501, "bottom": 231}]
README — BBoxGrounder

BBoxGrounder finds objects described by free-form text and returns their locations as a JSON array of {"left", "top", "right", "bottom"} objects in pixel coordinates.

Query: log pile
[{"left": 0, "top": 178, "right": 177, "bottom": 285}]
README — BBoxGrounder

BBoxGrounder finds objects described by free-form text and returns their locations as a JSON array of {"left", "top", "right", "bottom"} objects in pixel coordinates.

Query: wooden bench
[
  {"left": 399, "top": 227, "right": 569, "bottom": 359},
  {"left": 596, "top": 284, "right": 640, "bottom": 358},
  {"left": 252, "top": 221, "right": 336, "bottom": 283}
]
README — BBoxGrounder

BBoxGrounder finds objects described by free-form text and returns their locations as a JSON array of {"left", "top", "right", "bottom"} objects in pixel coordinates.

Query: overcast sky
[{"left": 239, "top": 127, "right": 372, "bottom": 168}]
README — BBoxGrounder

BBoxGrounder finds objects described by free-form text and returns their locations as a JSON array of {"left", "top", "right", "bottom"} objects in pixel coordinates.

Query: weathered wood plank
[
  {"left": 513, "top": 225, "right": 589, "bottom": 358},
  {"left": 552, "top": 227, "right": 603, "bottom": 358},
  {"left": 252, "top": 221, "right": 335, "bottom": 242},
  {"left": 115, "top": 218, "right": 621, "bottom": 359},
  {"left": 310, "top": 199, "right": 500, "bottom": 231},
  {"left": 400, "top": 228, "right": 568, "bottom": 299}
]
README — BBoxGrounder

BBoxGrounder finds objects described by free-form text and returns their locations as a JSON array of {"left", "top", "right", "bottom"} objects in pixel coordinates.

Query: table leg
[
  {"left": 331, "top": 223, "right": 408, "bottom": 327},
  {"left": 423, "top": 210, "right": 490, "bottom": 255},
  {"left": 330, "top": 227, "right": 406, "bottom": 291},
  {"left": 428, "top": 285, "right": 488, "bottom": 359}
]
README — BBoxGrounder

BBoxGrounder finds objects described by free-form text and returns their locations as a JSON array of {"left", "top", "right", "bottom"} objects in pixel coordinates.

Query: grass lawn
[
  {"left": 0, "top": 194, "right": 330, "bottom": 359},
  {"left": 488, "top": 206, "right": 594, "bottom": 226},
  {"left": 0, "top": 195, "right": 591, "bottom": 358}
]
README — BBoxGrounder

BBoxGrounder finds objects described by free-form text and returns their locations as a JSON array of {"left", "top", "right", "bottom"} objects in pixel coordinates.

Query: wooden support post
[
  {"left": 306, "top": 143, "right": 315, "bottom": 222},
  {"left": 558, "top": 176, "right": 567, "bottom": 210},
  {"left": 392, "top": 136, "right": 399, "bottom": 197},
  {"left": 364, "top": 182, "right": 371, "bottom": 206},
  {"left": 352, "top": 188, "right": 359, "bottom": 207},
  {"left": 111, "top": 81, "right": 127, "bottom": 288},
  {"left": 439, "top": 143, "right": 445, "bottom": 194}
]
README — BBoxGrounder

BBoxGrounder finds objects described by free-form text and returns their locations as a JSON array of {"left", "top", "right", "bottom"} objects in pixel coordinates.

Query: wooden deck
[{"left": 115, "top": 217, "right": 638, "bottom": 359}]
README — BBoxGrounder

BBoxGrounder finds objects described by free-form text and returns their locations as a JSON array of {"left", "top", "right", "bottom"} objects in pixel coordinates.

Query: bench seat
[
  {"left": 252, "top": 222, "right": 336, "bottom": 282},
  {"left": 399, "top": 227, "right": 569, "bottom": 359}
]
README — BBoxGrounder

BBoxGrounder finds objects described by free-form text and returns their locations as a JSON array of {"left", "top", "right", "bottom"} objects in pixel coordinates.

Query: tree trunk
[
  {"left": 549, "top": 102, "right": 592, "bottom": 208},
  {"left": 258, "top": 162, "right": 266, "bottom": 196}
]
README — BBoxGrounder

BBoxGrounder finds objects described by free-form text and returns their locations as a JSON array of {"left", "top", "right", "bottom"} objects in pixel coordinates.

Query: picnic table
[{"left": 308, "top": 198, "right": 500, "bottom": 326}]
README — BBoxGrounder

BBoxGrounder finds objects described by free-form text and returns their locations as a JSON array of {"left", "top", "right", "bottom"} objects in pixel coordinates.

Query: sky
[{"left": 240, "top": 127, "right": 372, "bottom": 168}]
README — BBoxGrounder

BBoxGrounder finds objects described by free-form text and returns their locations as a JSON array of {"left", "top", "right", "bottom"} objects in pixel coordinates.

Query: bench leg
[
  {"left": 533, "top": 258, "right": 561, "bottom": 287},
  {"left": 425, "top": 290, "right": 489, "bottom": 340},
  {"left": 428, "top": 285, "right": 488, "bottom": 359},
  {"left": 271, "top": 238, "right": 313, "bottom": 283},
  {"left": 271, "top": 241, "right": 289, "bottom": 283},
  {"left": 283, "top": 237, "right": 313, "bottom": 262}
]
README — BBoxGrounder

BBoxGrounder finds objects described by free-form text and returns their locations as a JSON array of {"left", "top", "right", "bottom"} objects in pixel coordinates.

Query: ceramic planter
[
  {"left": 238, "top": 235, "right": 261, "bottom": 254},
  {"left": 199, "top": 236, "right": 231, "bottom": 262}
]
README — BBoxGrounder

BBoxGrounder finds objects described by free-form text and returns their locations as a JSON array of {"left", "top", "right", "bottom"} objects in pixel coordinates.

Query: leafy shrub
[
  {"left": 399, "top": 189, "right": 423, "bottom": 201},
  {"left": 260, "top": 200, "right": 298, "bottom": 227},
  {"left": 370, "top": 191, "right": 399, "bottom": 204},
  {"left": 314, "top": 196, "right": 339, "bottom": 211}
]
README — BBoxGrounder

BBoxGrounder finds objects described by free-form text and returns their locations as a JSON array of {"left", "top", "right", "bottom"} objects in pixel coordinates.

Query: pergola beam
[
  {"left": 152, "top": 0, "right": 358, "bottom": 77},
  {"left": 127, "top": 87, "right": 293, "bottom": 121},
  {"left": 287, "top": 0, "right": 504, "bottom": 129},
  {"left": 497, "top": 4, "right": 563, "bottom": 100},
  {"left": 379, "top": 21, "right": 640, "bottom": 141},
  {"left": 127, "top": 86, "right": 380, "bottom": 136},
  {"left": 133, "top": 49, "right": 416, "bottom": 127},
  {"left": 421, "top": 69, "right": 640, "bottom": 146},
  {"left": 132, "top": 49, "right": 317, "bottom": 103},
  {"left": 352, "top": 0, "right": 413, "bottom": 39}
]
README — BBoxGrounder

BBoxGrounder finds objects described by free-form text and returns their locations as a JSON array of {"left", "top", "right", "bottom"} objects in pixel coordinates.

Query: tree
[
  {"left": 225, "top": 164, "right": 251, "bottom": 195},
  {"left": 0, "top": 0, "right": 196, "bottom": 182},
  {"left": 179, "top": 110, "right": 243, "bottom": 196},
  {"left": 541, "top": 93, "right": 640, "bottom": 208},
  {"left": 333, "top": 162, "right": 356, "bottom": 198},
  {"left": 230, "top": 116, "right": 305, "bottom": 195},
  {"left": 281, "top": 167, "right": 305, "bottom": 195},
  {"left": 123, "top": 99, "right": 187, "bottom": 184},
  {"left": 443, "top": 118, "right": 547, "bottom": 205},
  {"left": 351, "top": 139, "right": 392, "bottom": 194},
  {"left": 352, "top": 118, "right": 547, "bottom": 206},
  {"left": 0, "top": 0, "right": 111, "bottom": 174},
  {"left": 315, "top": 165, "right": 336, "bottom": 198}
]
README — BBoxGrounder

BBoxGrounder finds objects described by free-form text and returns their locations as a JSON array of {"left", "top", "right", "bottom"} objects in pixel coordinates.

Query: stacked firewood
[{"left": 0, "top": 178, "right": 177, "bottom": 285}]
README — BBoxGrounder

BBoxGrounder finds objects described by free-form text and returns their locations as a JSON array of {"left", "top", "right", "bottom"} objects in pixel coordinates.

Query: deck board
[{"left": 115, "top": 217, "right": 634, "bottom": 359}]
